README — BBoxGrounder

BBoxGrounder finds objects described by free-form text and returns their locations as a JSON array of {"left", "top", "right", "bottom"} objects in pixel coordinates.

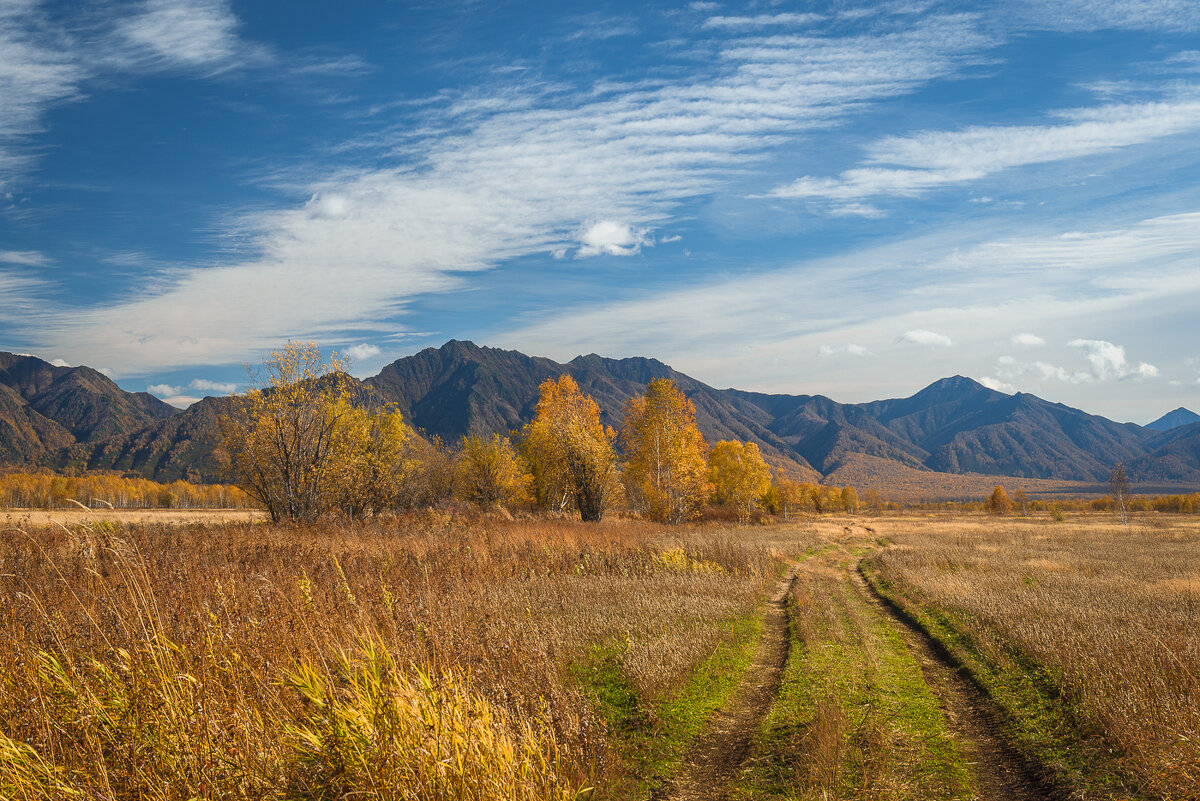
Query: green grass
[
  {"left": 737, "top": 557, "right": 973, "bottom": 801},
  {"left": 573, "top": 611, "right": 764, "bottom": 799},
  {"left": 860, "top": 559, "right": 1145, "bottom": 800}
]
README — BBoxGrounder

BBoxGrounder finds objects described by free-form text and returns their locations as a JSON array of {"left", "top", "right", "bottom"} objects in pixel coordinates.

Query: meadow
[
  {"left": 866, "top": 513, "right": 1200, "bottom": 800},
  {"left": 2, "top": 509, "right": 1198, "bottom": 800},
  {"left": 0, "top": 511, "right": 808, "bottom": 799}
]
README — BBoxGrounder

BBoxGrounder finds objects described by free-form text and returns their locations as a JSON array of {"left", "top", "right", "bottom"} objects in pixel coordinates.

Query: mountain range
[{"left": 2, "top": 341, "right": 1198, "bottom": 496}]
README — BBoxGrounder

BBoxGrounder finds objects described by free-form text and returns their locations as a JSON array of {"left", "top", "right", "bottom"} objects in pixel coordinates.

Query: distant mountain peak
[{"left": 1146, "top": 407, "right": 1200, "bottom": 432}]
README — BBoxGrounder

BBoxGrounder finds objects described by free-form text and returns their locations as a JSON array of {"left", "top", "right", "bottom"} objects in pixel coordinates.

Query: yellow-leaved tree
[
  {"left": 620, "top": 377, "right": 711, "bottom": 523},
  {"left": 521, "top": 375, "right": 620, "bottom": 521},
  {"left": 219, "top": 342, "right": 355, "bottom": 522},
  {"left": 708, "top": 440, "right": 772, "bottom": 522},
  {"left": 218, "top": 342, "right": 414, "bottom": 522},
  {"left": 455, "top": 433, "right": 533, "bottom": 509},
  {"left": 328, "top": 403, "right": 414, "bottom": 517}
]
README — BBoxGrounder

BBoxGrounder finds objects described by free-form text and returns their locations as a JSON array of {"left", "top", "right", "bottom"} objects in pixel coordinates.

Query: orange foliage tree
[
  {"left": 986, "top": 485, "right": 1013, "bottom": 515},
  {"left": 520, "top": 375, "right": 619, "bottom": 521},
  {"left": 620, "top": 378, "right": 711, "bottom": 523}
]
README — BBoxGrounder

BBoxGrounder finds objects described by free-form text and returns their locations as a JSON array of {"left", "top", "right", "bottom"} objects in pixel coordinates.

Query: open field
[
  {"left": 2, "top": 507, "right": 267, "bottom": 527},
  {"left": 0, "top": 512, "right": 808, "bottom": 799},
  {"left": 2, "top": 510, "right": 1198, "bottom": 799},
  {"left": 865, "top": 513, "right": 1200, "bottom": 800}
]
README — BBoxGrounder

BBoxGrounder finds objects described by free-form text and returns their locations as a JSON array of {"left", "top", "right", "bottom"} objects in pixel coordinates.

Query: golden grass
[
  {"left": 868, "top": 512, "right": 1200, "bottom": 799},
  {"left": 0, "top": 511, "right": 805, "bottom": 798}
]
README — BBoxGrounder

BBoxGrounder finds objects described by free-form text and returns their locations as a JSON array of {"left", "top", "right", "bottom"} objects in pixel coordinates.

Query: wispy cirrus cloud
[
  {"left": 114, "top": 0, "right": 267, "bottom": 73},
  {"left": 1012, "top": 0, "right": 1200, "bottom": 32},
  {"left": 768, "top": 97, "right": 1200, "bottom": 209},
  {"left": 501, "top": 211, "right": 1200, "bottom": 402},
  {"left": 702, "top": 13, "right": 823, "bottom": 30},
  {"left": 0, "top": 250, "right": 50, "bottom": 266},
  {"left": 28, "top": 13, "right": 994, "bottom": 373},
  {"left": 0, "top": 0, "right": 268, "bottom": 188},
  {"left": 0, "top": 1, "right": 86, "bottom": 186}
]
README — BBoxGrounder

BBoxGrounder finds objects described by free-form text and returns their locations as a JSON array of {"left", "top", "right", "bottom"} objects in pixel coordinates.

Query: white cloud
[
  {"left": 500, "top": 210, "right": 1200, "bottom": 418},
  {"left": 702, "top": 13, "right": 823, "bottom": 29},
  {"left": 0, "top": 2, "right": 86, "bottom": 186},
  {"left": 818, "top": 343, "right": 871, "bottom": 356},
  {"left": 148, "top": 383, "right": 182, "bottom": 396},
  {"left": 163, "top": 395, "right": 202, "bottom": 409},
  {"left": 115, "top": 0, "right": 266, "bottom": 73},
  {"left": 979, "top": 376, "right": 1015, "bottom": 392},
  {"left": 28, "top": 13, "right": 994, "bottom": 373},
  {"left": 576, "top": 220, "right": 652, "bottom": 257},
  {"left": 900, "top": 329, "right": 953, "bottom": 346},
  {"left": 0, "top": 250, "right": 50, "bottom": 267},
  {"left": 768, "top": 98, "right": 1200, "bottom": 205},
  {"left": 189, "top": 378, "right": 236, "bottom": 393},
  {"left": 1014, "top": 0, "right": 1200, "bottom": 32},
  {"left": 1011, "top": 332, "right": 1045, "bottom": 346},
  {"left": 1068, "top": 338, "right": 1158, "bottom": 381},
  {"left": 0, "top": 0, "right": 265, "bottom": 189},
  {"left": 660, "top": 234, "right": 683, "bottom": 243},
  {"left": 990, "top": 340, "right": 1161, "bottom": 386},
  {"left": 49, "top": 358, "right": 69, "bottom": 367},
  {"left": 343, "top": 343, "right": 382, "bottom": 362}
]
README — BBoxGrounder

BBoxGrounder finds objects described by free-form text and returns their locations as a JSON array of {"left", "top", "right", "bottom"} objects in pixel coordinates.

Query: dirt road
[{"left": 661, "top": 525, "right": 1059, "bottom": 800}]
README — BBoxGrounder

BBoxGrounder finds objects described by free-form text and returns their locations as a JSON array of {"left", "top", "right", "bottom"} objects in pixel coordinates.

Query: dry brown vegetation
[
  {"left": 867, "top": 513, "right": 1200, "bottom": 799},
  {"left": 0, "top": 512, "right": 806, "bottom": 799}
]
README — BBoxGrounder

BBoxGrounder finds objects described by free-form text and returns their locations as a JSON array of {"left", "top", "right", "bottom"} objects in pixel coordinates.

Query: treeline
[
  {"left": 219, "top": 343, "right": 862, "bottom": 524},
  {"left": 0, "top": 470, "right": 253, "bottom": 510}
]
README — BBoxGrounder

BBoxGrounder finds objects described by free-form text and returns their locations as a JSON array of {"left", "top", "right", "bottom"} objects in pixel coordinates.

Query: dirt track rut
[
  {"left": 852, "top": 563, "right": 1058, "bottom": 801},
  {"left": 656, "top": 567, "right": 797, "bottom": 801}
]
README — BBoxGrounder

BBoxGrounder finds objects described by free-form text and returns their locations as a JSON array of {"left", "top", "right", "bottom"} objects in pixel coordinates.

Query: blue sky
[{"left": 2, "top": 0, "right": 1199, "bottom": 422}]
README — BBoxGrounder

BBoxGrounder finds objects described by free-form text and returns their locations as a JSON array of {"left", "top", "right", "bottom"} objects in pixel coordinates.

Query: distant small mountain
[
  {"left": 1146, "top": 407, "right": 1200, "bottom": 432},
  {"left": 2, "top": 342, "right": 1198, "bottom": 494},
  {"left": 0, "top": 353, "right": 177, "bottom": 464}
]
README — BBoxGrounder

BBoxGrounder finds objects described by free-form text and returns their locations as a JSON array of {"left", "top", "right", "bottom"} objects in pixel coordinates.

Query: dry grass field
[
  {"left": 0, "top": 511, "right": 810, "bottom": 799},
  {"left": 3, "top": 509, "right": 1199, "bottom": 800},
  {"left": 866, "top": 512, "right": 1200, "bottom": 799},
  {"left": 3, "top": 508, "right": 266, "bottom": 528}
]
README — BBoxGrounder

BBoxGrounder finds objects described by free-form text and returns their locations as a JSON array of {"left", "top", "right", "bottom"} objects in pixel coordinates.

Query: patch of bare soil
[
  {"left": 852, "top": 565, "right": 1059, "bottom": 801},
  {"left": 657, "top": 567, "right": 798, "bottom": 801}
]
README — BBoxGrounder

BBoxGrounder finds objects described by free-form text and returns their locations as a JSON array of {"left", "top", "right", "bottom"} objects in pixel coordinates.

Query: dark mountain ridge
[
  {"left": 0, "top": 353, "right": 177, "bottom": 465},
  {"left": 1146, "top": 407, "right": 1200, "bottom": 432},
  {"left": 2, "top": 342, "right": 1197, "bottom": 490}
]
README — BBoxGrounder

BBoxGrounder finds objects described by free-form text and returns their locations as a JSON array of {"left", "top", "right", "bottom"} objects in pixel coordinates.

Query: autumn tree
[
  {"left": 396, "top": 434, "right": 456, "bottom": 508},
  {"left": 328, "top": 403, "right": 414, "bottom": 517},
  {"left": 841, "top": 486, "right": 859, "bottom": 514},
  {"left": 986, "top": 485, "right": 1012, "bottom": 516},
  {"left": 1013, "top": 487, "right": 1029, "bottom": 517},
  {"left": 1110, "top": 462, "right": 1130, "bottom": 526},
  {"left": 772, "top": 478, "right": 805, "bottom": 519},
  {"left": 620, "top": 378, "right": 711, "bottom": 523},
  {"left": 218, "top": 342, "right": 357, "bottom": 522},
  {"left": 708, "top": 440, "right": 772, "bottom": 522},
  {"left": 521, "top": 375, "right": 619, "bottom": 521},
  {"left": 456, "top": 433, "right": 533, "bottom": 509}
]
